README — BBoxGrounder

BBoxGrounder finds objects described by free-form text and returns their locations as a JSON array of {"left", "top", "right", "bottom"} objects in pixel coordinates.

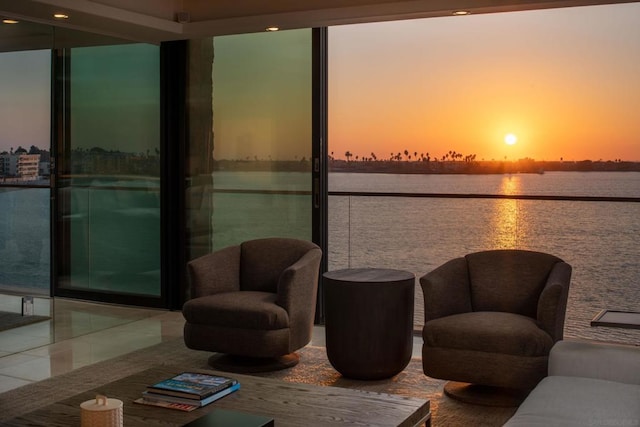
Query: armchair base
[
  {"left": 208, "top": 352, "right": 299, "bottom": 373},
  {"left": 443, "top": 381, "right": 530, "bottom": 407}
]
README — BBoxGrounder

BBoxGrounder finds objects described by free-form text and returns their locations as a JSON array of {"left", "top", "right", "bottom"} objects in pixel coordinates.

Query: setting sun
[{"left": 504, "top": 133, "right": 518, "bottom": 145}]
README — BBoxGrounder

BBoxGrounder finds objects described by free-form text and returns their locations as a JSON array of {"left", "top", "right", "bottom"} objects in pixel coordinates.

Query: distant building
[
  {"left": 0, "top": 152, "right": 41, "bottom": 181},
  {"left": 39, "top": 160, "right": 50, "bottom": 177}
]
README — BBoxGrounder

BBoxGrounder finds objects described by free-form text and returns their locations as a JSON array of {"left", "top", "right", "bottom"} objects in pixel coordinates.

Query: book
[
  {"left": 133, "top": 397, "right": 199, "bottom": 412},
  {"left": 139, "top": 382, "right": 241, "bottom": 408},
  {"left": 147, "top": 372, "right": 238, "bottom": 400}
]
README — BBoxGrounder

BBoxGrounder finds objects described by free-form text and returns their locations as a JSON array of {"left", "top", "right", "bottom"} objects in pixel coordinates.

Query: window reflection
[{"left": 58, "top": 43, "right": 161, "bottom": 297}]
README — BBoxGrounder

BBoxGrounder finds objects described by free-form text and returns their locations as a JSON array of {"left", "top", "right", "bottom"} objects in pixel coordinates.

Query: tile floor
[
  {"left": 0, "top": 297, "right": 422, "bottom": 394},
  {"left": 0, "top": 298, "right": 186, "bottom": 393}
]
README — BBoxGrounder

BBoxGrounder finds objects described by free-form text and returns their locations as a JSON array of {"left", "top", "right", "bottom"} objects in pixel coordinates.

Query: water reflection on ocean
[{"left": 329, "top": 171, "right": 640, "bottom": 344}]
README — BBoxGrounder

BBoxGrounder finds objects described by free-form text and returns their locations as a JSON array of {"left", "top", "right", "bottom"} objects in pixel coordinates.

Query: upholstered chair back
[
  {"left": 466, "top": 249, "right": 563, "bottom": 317},
  {"left": 240, "top": 237, "right": 320, "bottom": 293}
]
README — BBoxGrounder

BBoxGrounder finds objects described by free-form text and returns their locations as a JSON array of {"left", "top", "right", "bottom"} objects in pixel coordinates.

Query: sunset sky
[
  {"left": 329, "top": 3, "right": 640, "bottom": 162},
  {"left": 0, "top": 50, "right": 50, "bottom": 154},
  {"left": 2, "top": 3, "right": 639, "bottom": 162}
]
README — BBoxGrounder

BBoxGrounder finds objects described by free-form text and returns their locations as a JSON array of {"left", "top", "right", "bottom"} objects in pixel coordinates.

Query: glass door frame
[
  {"left": 52, "top": 45, "right": 170, "bottom": 308},
  {"left": 51, "top": 30, "right": 328, "bottom": 313},
  {"left": 312, "top": 27, "right": 329, "bottom": 323}
]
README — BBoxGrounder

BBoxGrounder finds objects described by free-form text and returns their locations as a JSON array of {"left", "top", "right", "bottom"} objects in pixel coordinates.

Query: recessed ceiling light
[
  {"left": 53, "top": 13, "right": 69, "bottom": 19},
  {"left": 2, "top": 19, "right": 19, "bottom": 24},
  {"left": 452, "top": 10, "right": 470, "bottom": 16},
  {"left": 265, "top": 26, "right": 279, "bottom": 32}
]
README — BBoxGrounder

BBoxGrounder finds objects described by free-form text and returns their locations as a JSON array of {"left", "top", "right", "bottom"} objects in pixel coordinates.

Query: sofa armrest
[{"left": 549, "top": 339, "right": 640, "bottom": 385}]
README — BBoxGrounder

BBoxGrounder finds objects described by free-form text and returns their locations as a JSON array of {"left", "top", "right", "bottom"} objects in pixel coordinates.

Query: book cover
[
  {"left": 133, "top": 397, "right": 198, "bottom": 412},
  {"left": 142, "top": 382, "right": 240, "bottom": 407},
  {"left": 147, "top": 372, "right": 238, "bottom": 399}
]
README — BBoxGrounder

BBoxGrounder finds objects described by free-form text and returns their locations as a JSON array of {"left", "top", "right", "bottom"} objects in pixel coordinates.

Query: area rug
[
  {"left": 0, "top": 338, "right": 516, "bottom": 426},
  {"left": 0, "top": 311, "right": 50, "bottom": 332}
]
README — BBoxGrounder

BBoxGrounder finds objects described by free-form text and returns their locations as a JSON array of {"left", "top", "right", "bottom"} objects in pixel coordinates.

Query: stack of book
[{"left": 134, "top": 371, "right": 240, "bottom": 412}]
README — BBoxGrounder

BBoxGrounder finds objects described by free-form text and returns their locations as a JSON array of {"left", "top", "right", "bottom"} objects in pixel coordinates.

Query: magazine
[
  {"left": 139, "top": 382, "right": 241, "bottom": 409},
  {"left": 147, "top": 372, "right": 238, "bottom": 399}
]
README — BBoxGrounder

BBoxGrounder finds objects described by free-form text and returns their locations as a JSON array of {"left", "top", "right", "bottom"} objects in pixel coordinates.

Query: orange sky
[{"left": 328, "top": 3, "right": 640, "bottom": 162}]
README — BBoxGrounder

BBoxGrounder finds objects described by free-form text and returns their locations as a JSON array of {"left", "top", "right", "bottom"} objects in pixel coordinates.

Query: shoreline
[
  {"left": 328, "top": 159, "right": 640, "bottom": 174},
  {"left": 210, "top": 159, "right": 640, "bottom": 174}
]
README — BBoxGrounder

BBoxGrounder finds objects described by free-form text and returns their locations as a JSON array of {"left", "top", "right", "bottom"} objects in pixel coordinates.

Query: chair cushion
[
  {"left": 423, "top": 311, "right": 554, "bottom": 357},
  {"left": 182, "top": 291, "right": 290, "bottom": 330}
]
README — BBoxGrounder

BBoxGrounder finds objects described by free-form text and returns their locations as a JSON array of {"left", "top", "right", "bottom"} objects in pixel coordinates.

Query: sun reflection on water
[{"left": 486, "top": 176, "right": 525, "bottom": 248}]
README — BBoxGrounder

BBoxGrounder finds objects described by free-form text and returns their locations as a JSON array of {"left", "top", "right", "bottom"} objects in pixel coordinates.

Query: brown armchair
[
  {"left": 420, "top": 249, "right": 572, "bottom": 401},
  {"left": 182, "top": 238, "right": 322, "bottom": 372}
]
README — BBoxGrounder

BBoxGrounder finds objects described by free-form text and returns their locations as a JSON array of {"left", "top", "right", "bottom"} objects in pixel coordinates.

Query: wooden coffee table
[{"left": 2, "top": 366, "right": 431, "bottom": 427}]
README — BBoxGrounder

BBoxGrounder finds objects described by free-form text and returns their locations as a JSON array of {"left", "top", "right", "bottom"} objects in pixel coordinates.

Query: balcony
[{"left": 328, "top": 172, "right": 640, "bottom": 346}]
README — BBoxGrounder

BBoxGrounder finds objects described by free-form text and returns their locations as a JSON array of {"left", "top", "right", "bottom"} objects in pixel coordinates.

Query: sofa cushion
[
  {"left": 550, "top": 339, "right": 640, "bottom": 384},
  {"left": 504, "top": 375, "right": 640, "bottom": 426},
  {"left": 182, "top": 291, "right": 289, "bottom": 330},
  {"left": 423, "top": 311, "right": 553, "bottom": 357}
]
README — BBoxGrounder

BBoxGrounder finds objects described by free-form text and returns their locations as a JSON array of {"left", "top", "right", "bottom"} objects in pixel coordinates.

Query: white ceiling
[{"left": 0, "top": 0, "right": 637, "bottom": 43}]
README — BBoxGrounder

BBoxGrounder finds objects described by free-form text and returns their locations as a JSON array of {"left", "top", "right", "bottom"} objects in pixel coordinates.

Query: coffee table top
[
  {"left": 324, "top": 268, "right": 415, "bottom": 283},
  {"left": 3, "top": 366, "right": 430, "bottom": 427}
]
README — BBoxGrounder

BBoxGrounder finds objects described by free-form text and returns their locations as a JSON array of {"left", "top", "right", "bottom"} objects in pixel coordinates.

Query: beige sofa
[{"left": 504, "top": 339, "right": 640, "bottom": 426}]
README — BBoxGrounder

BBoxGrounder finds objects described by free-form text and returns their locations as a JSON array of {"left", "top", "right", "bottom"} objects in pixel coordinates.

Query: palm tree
[{"left": 345, "top": 151, "right": 352, "bottom": 162}]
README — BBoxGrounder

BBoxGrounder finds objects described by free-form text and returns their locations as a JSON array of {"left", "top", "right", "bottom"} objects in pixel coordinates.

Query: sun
[{"left": 504, "top": 133, "right": 518, "bottom": 145}]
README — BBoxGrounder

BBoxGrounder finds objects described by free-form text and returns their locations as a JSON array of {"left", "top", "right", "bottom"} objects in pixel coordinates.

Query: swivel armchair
[
  {"left": 182, "top": 237, "right": 322, "bottom": 373},
  {"left": 420, "top": 249, "right": 572, "bottom": 405}
]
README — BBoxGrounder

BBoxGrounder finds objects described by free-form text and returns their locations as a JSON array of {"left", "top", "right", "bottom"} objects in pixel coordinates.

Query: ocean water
[
  {"left": 328, "top": 171, "right": 640, "bottom": 344},
  {"left": 0, "top": 187, "right": 50, "bottom": 294},
  {"left": 2, "top": 171, "right": 639, "bottom": 344}
]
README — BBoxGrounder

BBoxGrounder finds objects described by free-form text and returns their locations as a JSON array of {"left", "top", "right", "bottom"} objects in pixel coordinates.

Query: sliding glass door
[
  {"left": 55, "top": 43, "right": 163, "bottom": 305},
  {"left": 186, "top": 30, "right": 315, "bottom": 262}
]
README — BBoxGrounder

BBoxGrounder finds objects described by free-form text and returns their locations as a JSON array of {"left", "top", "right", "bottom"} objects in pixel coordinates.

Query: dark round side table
[{"left": 323, "top": 267, "right": 415, "bottom": 380}]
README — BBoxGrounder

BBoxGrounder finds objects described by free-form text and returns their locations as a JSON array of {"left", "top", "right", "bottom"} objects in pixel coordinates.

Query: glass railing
[
  {"left": 58, "top": 179, "right": 161, "bottom": 296},
  {"left": 328, "top": 191, "right": 640, "bottom": 345},
  {"left": 0, "top": 184, "right": 50, "bottom": 296}
]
